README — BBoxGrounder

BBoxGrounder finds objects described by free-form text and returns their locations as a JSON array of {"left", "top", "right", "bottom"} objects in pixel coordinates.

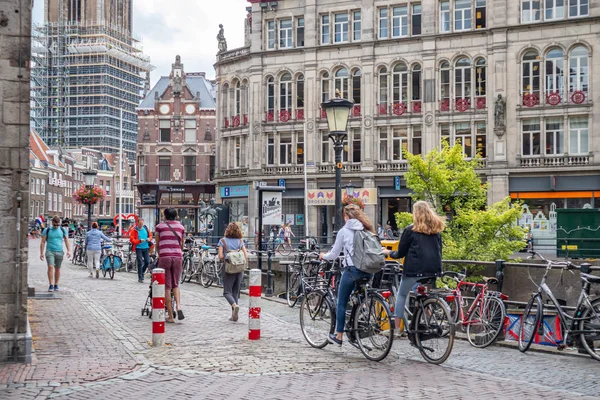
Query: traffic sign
[{"left": 278, "top": 179, "right": 286, "bottom": 187}]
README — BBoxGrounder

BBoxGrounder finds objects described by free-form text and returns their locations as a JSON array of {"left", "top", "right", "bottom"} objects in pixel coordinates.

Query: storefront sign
[
  {"left": 306, "top": 188, "right": 378, "bottom": 206},
  {"left": 262, "top": 192, "right": 282, "bottom": 225},
  {"left": 159, "top": 185, "right": 185, "bottom": 192},
  {"left": 220, "top": 185, "right": 249, "bottom": 198}
]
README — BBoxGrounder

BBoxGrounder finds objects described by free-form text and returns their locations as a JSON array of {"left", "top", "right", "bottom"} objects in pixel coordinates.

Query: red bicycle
[{"left": 440, "top": 271, "right": 508, "bottom": 348}]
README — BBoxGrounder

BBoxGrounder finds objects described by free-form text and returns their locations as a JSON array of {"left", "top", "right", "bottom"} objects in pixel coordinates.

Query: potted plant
[{"left": 73, "top": 185, "right": 106, "bottom": 205}]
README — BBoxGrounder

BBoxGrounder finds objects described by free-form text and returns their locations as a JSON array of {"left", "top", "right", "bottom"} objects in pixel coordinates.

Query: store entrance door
[{"left": 382, "top": 197, "right": 412, "bottom": 231}]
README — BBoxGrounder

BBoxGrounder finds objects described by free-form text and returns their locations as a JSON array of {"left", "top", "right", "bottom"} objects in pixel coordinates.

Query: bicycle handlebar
[
  {"left": 441, "top": 270, "right": 466, "bottom": 282},
  {"left": 527, "top": 250, "right": 575, "bottom": 270}
]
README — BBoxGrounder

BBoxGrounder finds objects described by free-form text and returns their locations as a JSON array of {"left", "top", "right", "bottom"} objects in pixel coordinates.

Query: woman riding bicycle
[
  {"left": 319, "top": 204, "right": 376, "bottom": 346},
  {"left": 383, "top": 201, "right": 445, "bottom": 334}
]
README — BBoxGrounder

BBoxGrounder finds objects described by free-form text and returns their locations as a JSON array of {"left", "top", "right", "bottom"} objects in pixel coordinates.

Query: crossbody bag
[{"left": 222, "top": 239, "right": 247, "bottom": 274}]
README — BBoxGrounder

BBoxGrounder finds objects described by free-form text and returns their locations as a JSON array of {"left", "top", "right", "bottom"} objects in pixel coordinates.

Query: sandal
[
  {"left": 166, "top": 319, "right": 175, "bottom": 323},
  {"left": 177, "top": 309, "right": 185, "bottom": 321}
]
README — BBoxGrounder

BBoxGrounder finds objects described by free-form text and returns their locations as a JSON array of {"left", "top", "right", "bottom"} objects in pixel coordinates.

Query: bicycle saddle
[
  {"left": 309, "top": 260, "right": 322, "bottom": 265},
  {"left": 355, "top": 277, "right": 371, "bottom": 287},
  {"left": 580, "top": 273, "right": 600, "bottom": 284},
  {"left": 201, "top": 245, "right": 211, "bottom": 250},
  {"left": 482, "top": 276, "right": 498, "bottom": 285}
]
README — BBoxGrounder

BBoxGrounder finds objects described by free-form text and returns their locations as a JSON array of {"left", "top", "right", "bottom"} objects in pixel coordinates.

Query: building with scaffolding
[{"left": 30, "top": 0, "right": 153, "bottom": 160}]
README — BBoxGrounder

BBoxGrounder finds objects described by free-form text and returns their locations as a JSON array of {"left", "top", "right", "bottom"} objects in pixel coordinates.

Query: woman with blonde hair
[
  {"left": 384, "top": 201, "right": 445, "bottom": 333},
  {"left": 319, "top": 204, "right": 376, "bottom": 346}
]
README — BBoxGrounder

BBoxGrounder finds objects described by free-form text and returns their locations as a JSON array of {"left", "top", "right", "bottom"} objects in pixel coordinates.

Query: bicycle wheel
[
  {"left": 299, "top": 291, "right": 334, "bottom": 349},
  {"left": 108, "top": 266, "right": 115, "bottom": 279},
  {"left": 466, "top": 296, "right": 506, "bottom": 348},
  {"left": 287, "top": 272, "right": 301, "bottom": 308},
  {"left": 354, "top": 292, "right": 394, "bottom": 362},
  {"left": 518, "top": 294, "right": 542, "bottom": 353},
  {"left": 200, "top": 261, "right": 214, "bottom": 288},
  {"left": 278, "top": 243, "right": 293, "bottom": 256},
  {"left": 579, "top": 298, "right": 600, "bottom": 362},
  {"left": 181, "top": 257, "right": 192, "bottom": 284},
  {"left": 413, "top": 297, "right": 455, "bottom": 365},
  {"left": 71, "top": 247, "right": 80, "bottom": 265}
]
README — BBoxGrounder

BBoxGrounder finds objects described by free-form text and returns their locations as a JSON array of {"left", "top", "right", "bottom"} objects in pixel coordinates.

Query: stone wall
[{"left": 0, "top": 0, "right": 32, "bottom": 362}]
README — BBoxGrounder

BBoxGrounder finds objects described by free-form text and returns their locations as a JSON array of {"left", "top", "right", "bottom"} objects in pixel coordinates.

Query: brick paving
[{"left": 0, "top": 239, "right": 598, "bottom": 399}]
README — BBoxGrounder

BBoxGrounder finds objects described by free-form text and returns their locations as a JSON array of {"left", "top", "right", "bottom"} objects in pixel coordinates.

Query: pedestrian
[
  {"left": 385, "top": 222, "right": 394, "bottom": 239},
  {"left": 383, "top": 201, "right": 445, "bottom": 334},
  {"left": 377, "top": 223, "right": 385, "bottom": 240},
  {"left": 284, "top": 222, "right": 295, "bottom": 250},
  {"left": 85, "top": 222, "right": 111, "bottom": 279},
  {"left": 319, "top": 204, "right": 376, "bottom": 346},
  {"left": 129, "top": 218, "right": 153, "bottom": 283},
  {"left": 155, "top": 208, "right": 185, "bottom": 323},
  {"left": 40, "top": 216, "right": 71, "bottom": 292},
  {"left": 218, "top": 222, "right": 248, "bottom": 322}
]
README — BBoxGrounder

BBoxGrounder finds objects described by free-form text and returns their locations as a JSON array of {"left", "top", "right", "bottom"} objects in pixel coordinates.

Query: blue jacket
[{"left": 85, "top": 228, "right": 111, "bottom": 251}]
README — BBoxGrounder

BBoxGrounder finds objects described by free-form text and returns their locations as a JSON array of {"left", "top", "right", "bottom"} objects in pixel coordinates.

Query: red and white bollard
[
  {"left": 248, "top": 268, "right": 261, "bottom": 340},
  {"left": 152, "top": 268, "right": 165, "bottom": 346}
]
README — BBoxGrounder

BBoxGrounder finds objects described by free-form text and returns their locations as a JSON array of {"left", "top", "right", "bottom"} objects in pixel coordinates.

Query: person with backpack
[
  {"left": 129, "top": 218, "right": 153, "bottom": 283},
  {"left": 40, "top": 216, "right": 71, "bottom": 292},
  {"left": 218, "top": 222, "right": 248, "bottom": 322},
  {"left": 319, "top": 204, "right": 384, "bottom": 346},
  {"left": 383, "top": 201, "right": 445, "bottom": 335},
  {"left": 86, "top": 221, "right": 112, "bottom": 279}
]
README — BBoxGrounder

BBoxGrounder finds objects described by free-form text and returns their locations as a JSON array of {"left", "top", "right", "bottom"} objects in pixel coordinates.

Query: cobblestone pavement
[{"left": 0, "top": 239, "right": 598, "bottom": 399}]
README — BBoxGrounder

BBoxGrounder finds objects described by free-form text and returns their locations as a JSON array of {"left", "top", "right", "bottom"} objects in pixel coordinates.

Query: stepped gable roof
[
  {"left": 30, "top": 129, "right": 64, "bottom": 168},
  {"left": 138, "top": 75, "right": 216, "bottom": 110}
]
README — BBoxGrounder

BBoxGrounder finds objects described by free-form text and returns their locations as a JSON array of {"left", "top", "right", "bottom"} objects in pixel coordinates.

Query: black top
[{"left": 389, "top": 224, "right": 443, "bottom": 278}]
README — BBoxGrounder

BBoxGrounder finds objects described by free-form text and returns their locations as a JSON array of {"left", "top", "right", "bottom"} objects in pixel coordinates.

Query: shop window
[
  {"left": 184, "top": 156, "right": 196, "bottom": 181},
  {"left": 522, "top": 119, "right": 541, "bottom": 156}
]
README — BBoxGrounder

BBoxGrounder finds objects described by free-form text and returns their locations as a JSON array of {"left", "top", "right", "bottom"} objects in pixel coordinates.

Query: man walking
[
  {"left": 40, "top": 216, "right": 71, "bottom": 291},
  {"left": 129, "top": 218, "right": 152, "bottom": 283}
]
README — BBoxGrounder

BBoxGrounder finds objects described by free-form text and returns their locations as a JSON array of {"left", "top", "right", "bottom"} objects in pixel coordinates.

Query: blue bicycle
[{"left": 100, "top": 243, "right": 123, "bottom": 279}]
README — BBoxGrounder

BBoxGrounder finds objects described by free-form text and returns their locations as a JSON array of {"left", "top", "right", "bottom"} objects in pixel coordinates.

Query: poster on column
[{"left": 262, "top": 192, "right": 283, "bottom": 225}]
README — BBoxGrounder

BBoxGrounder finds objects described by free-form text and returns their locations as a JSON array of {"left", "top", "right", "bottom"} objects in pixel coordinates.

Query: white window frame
[
  {"left": 392, "top": 127, "right": 409, "bottom": 161},
  {"left": 569, "top": 117, "right": 589, "bottom": 154},
  {"left": 454, "top": 0, "right": 472, "bottom": 31},
  {"left": 440, "top": 1, "right": 451, "bottom": 32},
  {"left": 296, "top": 17, "right": 305, "bottom": 47},
  {"left": 545, "top": 0, "right": 565, "bottom": 20},
  {"left": 334, "top": 13, "right": 349, "bottom": 43},
  {"left": 279, "top": 74, "right": 292, "bottom": 112},
  {"left": 267, "top": 21, "right": 275, "bottom": 49},
  {"left": 545, "top": 118, "right": 564, "bottom": 155},
  {"left": 321, "top": 132, "right": 330, "bottom": 163},
  {"left": 544, "top": 49, "right": 565, "bottom": 98},
  {"left": 334, "top": 69, "right": 349, "bottom": 100},
  {"left": 392, "top": 64, "right": 409, "bottom": 104},
  {"left": 234, "top": 137, "right": 242, "bottom": 168},
  {"left": 379, "top": 7, "right": 389, "bottom": 39},
  {"left": 321, "top": 15, "right": 330, "bottom": 44},
  {"left": 522, "top": 0, "right": 542, "bottom": 22},
  {"left": 279, "top": 135, "right": 293, "bottom": 165},
  {"left": 569, "top": 0, "right": 589, "bottom": 17},
  {"left": 522, "top": 119, "right": 541, "bottom": 156},
  {"left": 379, "top": 129, "right": 389, "bottom": 161},
  {"left": 184, "top": 119, "right": 196, "bottom": 143},
  {"left": 454, "top": 58, "right": 472, "bottom": 101},
  {"left": 454, "top": 122, "right": 473, "bottom": 158},
  {"left": 569, "top": 46, "right": 589, "bottom": 94},
  {"left": 521, "top": 52, "right": 541, "bottom": 98},
  {"left": 279, "top": 19, "right": 293, "bottom": 49},
  {"left": 352, "top": 11, "right": 361, "bottom": 41},
  {"left": 267, "top": 135, "right": 275, "bottom": 166},
  {"left": 392, "top": 6, "right": 408, "bottom": 38}
]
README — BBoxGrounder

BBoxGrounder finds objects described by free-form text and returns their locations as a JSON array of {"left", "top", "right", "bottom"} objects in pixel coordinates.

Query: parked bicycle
[
  {"left": 518, "top": 251, "right": 600, "bottom": 361},
  {"left": 286, "top": 249, "right": 321, "bottom": 307},
  {"left": 71, "top": 236, "right": 86, "bottom": 266},
  {"left": 200, "top": 246, "right": 223, "bottom": 288},
  {"left": 99, "top": 242, "right": 123, "bottom": 279},
  {"left": 438, "top": 271, "right": 507, "bottom": 348}
]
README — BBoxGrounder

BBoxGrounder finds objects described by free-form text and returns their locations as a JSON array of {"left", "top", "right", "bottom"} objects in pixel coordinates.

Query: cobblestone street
[{"left": 0, "top": 239, "right": 598, "bottom": 399}]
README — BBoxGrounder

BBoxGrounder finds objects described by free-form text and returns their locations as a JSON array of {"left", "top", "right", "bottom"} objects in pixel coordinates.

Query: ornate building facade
[
  {"left": 214, "top": 0, "right": 599, "bottom": 242},
  {"left": 135, "top": 56, "right": 217, "bottom": 232}
]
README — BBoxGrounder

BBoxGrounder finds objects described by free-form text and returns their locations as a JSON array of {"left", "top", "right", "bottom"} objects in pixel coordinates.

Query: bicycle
[
  {"left": 518, "top": 251, "right": 600, "bottom": 361},
  {"left": 181, "top": 240, "right": 203, "bottom": 284},
  {"left": 200, "top": 246, "right": 223, "bottom": 288},
  {"left": 71, "top": 236, "right": 86, "bottom": 266},
  {"left": 124, "top": 243, "right": 136, "bottom": 273},
  {"left": 99, "top": 242, "right": 123, "bottom": 279},
  {"left": 300, "top": 262, "right": 396, "bottom": 362},
  {"left": 439, "top": 271, "right": 507, "bottom": 348},
  {"left": 286, "top": 249, "right": 321, "bottom": 307}
]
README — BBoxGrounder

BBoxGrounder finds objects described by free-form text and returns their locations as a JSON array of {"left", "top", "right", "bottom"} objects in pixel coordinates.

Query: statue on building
[
  {"left": 494, "top": 94, "right": 506, "bottom": 137},
  {"left": 171, "top": 55, "right": 183, "bottom": 94},
  {"left": 217, "top": 24, "right": 228, "bottom": 53}
]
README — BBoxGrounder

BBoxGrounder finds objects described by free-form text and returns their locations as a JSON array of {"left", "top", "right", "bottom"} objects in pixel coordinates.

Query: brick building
[{"left": 136, "top": 56, "right": 217, "bottom": 232}]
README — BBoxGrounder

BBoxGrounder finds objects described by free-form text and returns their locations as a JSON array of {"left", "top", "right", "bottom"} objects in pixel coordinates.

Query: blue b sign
[
  {"left": 278, "top": 179, "right": 286, "bottom": 187},
  {"left": 394, "top": 176, "right": 401, "bottom": 191},
  {"left": 224, "top": 187, "right": 230, "bottom": 197}
]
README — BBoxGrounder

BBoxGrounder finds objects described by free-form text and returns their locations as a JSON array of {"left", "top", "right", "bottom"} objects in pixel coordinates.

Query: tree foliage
[{"left": 395, "top": 143, "right": 525, "bottom": 275}]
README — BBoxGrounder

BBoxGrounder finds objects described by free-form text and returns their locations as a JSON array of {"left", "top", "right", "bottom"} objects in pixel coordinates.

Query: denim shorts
[{"left": 46, "top": 251, "right": 64, "bottom": 268}]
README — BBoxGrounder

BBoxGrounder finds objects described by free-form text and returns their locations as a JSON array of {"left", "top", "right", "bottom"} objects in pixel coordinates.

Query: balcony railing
[
  {"left": 377, "top": 101, "right": 423, "bottom": 116},
  {"left": 115, "top": 189, "right": 134, "bottom": 197},
  {"left": 519, "top": 154, "right": 591, "bottom": 168},
  {"left": 317, "top": 164, "right": 361, "bottom": 173},
  {"left": 375, "top": 162, "right": 409, "bottom": 172},
  {"left": 218, "top": 168, "right": 249, "bottom": 177},
  {"left": 264, "top": 109, "right": 305, "bottom": 122},
  {"left": 263, "top": 165, "right": 304, "bottom": 175},
  {"left": 438, "top": 97, "right": 486, "bottom": 112},
  {"left": 520, "top": 90, "right": 589, "bottom": 108}
]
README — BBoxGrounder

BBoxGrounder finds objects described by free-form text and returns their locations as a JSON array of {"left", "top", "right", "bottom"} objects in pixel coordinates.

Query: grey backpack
[{"left": 352, "top": 230, "right": 385, "bottom": 274}]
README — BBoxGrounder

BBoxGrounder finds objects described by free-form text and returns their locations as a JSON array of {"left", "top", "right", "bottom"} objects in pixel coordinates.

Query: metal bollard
[
  {"left": 248, "top": 268, "right": 261, "bottom": 340},
  {"left": 152, "top": 268, "right": 165, "bottom": 347},
  {"left": 266, "top": 249, "right": 273, "bottom": 297}
]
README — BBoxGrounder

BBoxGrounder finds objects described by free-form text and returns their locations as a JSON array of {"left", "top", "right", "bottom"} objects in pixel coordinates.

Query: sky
[{"left": 32, "top": 0, "right": 249, "bottom": 86}]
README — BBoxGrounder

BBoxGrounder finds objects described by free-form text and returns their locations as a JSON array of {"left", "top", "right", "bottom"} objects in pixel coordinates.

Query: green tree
[{"left": 395, "top": 143, "right": 525, "bottom": 275}]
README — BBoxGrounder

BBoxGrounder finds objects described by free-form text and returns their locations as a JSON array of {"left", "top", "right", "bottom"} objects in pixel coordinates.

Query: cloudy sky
[{"left": 32, "top": 0, "right": 249, "bottom": 86}]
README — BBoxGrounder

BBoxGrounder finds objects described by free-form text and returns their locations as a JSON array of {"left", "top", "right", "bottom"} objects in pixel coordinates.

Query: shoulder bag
[{"left": 223, "top": 239, "right": 247, "bottom": 274}]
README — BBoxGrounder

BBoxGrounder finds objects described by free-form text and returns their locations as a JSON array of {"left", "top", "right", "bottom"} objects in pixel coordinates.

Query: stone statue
[
  {"left": 494, "top": 94, "right": 506, "bottom": 129},
  {"left": 217, "top": 24, "right": 228, "bottom": 53}
]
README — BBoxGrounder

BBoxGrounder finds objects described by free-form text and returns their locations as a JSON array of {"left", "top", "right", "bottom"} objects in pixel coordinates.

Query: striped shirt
[{"left": 155, "top": 221, "right": 185, "bottom": 258}]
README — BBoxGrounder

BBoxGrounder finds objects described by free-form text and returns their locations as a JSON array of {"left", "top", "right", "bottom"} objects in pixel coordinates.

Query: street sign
[
  {"left": 224, "top": 187, "right": 230, "bottom": 197},
  {"left": 278, "top": 179, "right": 286, "bottom": 188},
  {"left": 394, "top": 176, "right": 401, "bottom": 191},
  {"left": 254, "top": 181, "right": 268, "bottom": 189}
]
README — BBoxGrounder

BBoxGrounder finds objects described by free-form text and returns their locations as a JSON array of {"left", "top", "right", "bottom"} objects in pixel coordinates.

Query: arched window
[
  {"left": 279, "top": 73, "right": 292, "bottom": 112},
  {"left": 234, "top": 81, "right": 242, "bottom": 116},
  {"left": 440, "top": 61, "right": 450, "bottom": 107},
  {"left": 544, "top": 48, "right": 564, "bottom": 99},
  {"left": 411, "top": 64, "right": 422, "bottom": 101},
  {"left": 454, "top": 57, "right": 471, "bottom": 101},
  {"left": 569, "top": 46, "right": 588, "bottom": 97},
  {"left": 475, "top": 58, "right": 486, "bottom": 97},
  {"left": 296, "top": 74, "right": 305, "bottom": 119},
  {"left": 320, "top": 72, "right": 330, "bottom": 103},
  {"left": 352, "top": 70, "right": 361, "bottom": 105},
  {"left": 334, "top": 68, "right": 349, "bottom": 99},
  {"left": 392, "top": 63, "right": 409, "bottom": 104},
  {"left": 266, "top": 77, "right": 275, "bottom": 121},
  {"left": 378, "top": 67, "right": 388, "bottom": 111},
  {"left": 522, "top": 50, "right": 541, "bottom": 99}
]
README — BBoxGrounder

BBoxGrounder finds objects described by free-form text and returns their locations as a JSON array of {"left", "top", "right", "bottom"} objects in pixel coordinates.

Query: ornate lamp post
[
  {"left": 82, "top": 170, "right": 98, "bottom": 229},
  {"left": 321, "top": 97, "right": 353, "bottom": 232},
  {"left": 345, "top": 182, "right": 356, "bottom": 198}
]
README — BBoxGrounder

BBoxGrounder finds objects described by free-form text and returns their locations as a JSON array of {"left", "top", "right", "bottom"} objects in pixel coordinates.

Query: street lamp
[
  {"left": 82, "top": 169, "right": 97, "bottom": 230},
  {"left": 321, "top": 97, "right": 353, "bottom": 232},
  {"left": 345, "top": 182, "right": 356, "bottom": 198}
]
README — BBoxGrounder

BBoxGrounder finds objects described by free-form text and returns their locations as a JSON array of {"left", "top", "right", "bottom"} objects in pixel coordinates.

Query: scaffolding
[{"left": 31, "top": 10, "right": 153, "bottom": 159}]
